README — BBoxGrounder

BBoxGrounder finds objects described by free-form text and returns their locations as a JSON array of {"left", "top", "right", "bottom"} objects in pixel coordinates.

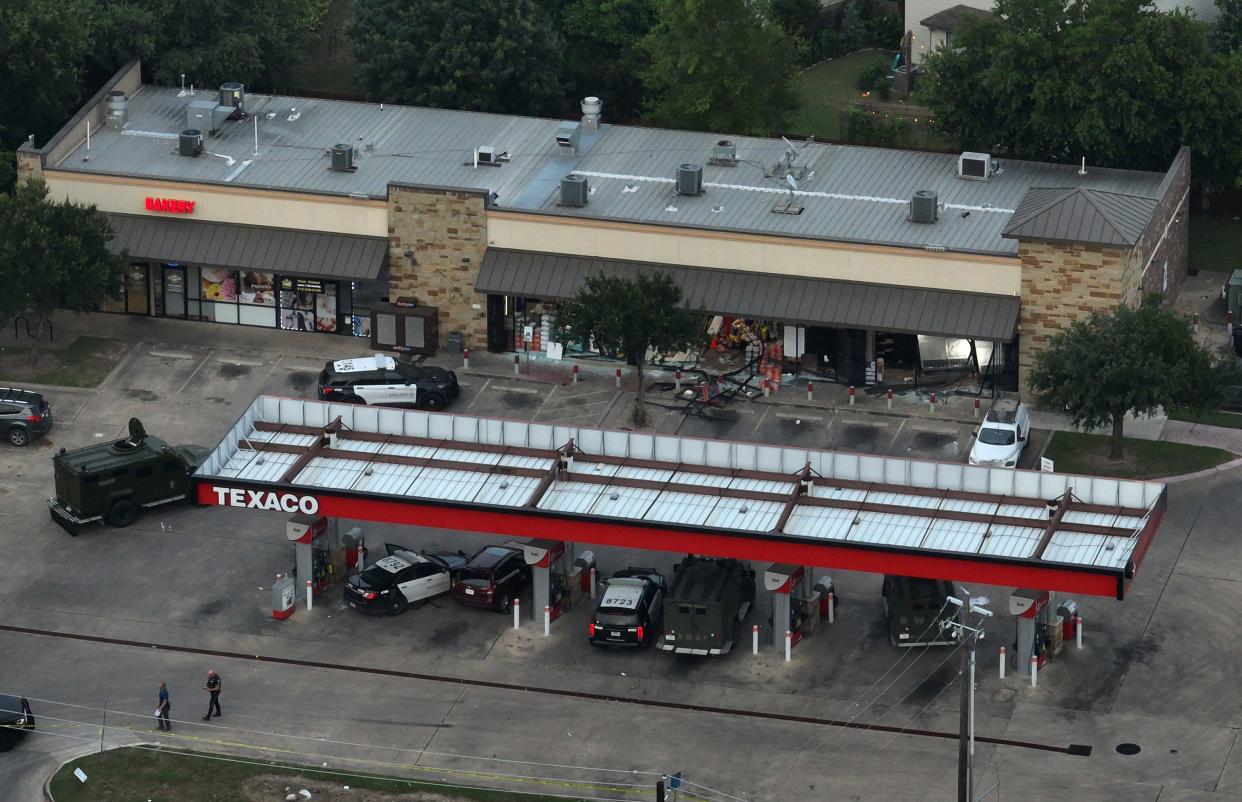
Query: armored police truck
[
  {"left": 48, "top": 418, "right": 210, "bottom": 534},
  {"left": 658, "top": 555, "right": 756, "bottom": 656}
]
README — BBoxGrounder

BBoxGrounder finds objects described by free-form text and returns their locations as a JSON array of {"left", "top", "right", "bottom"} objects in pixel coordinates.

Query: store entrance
[
  {"left": 161, "top": 263, "right": 186, "bottom": 318},
  {"left": 125, "top": 264, "right": 150, "bottom": 315}
]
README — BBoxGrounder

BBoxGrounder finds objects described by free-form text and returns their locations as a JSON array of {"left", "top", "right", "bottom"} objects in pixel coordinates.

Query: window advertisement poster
[
  {"left": 315, "top": 291, "right": 338, "bottom": 332},
  {"left": 352, "top": 314, "right": 372, "bottom": 338},
  {"left": 280, "top": 291, "right": 315, "bottom": 331},
  {"left": 239, "top": 272, "right": 276, "bottom": 306},
  {"left": 200, "top": 268, "right": 237, "bottom": 302}
]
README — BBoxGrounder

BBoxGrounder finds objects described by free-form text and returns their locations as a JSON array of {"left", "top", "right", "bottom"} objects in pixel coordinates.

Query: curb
[
  {"left": 42, "top": 740, "right": 158, "bottom": 801},
  {"left": 1155, "top": 455, "right": 1242, "bottom": 484}
]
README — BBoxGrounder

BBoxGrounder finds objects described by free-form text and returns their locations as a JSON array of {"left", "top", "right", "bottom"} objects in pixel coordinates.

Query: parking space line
[
  {"left": 491, "top": 385, "right": 541, "bottom": 395},
  {"left": 885, "top": 419, "right": 908, "bottom": 454},
  {"left": 751, "top": 405, "right": 771, "bottom": 432},
  {"left": 775, "top": 412, "right": 822, "bottom": 422},
  {"left": 174, "top": 349, "right": 215, "bottom": 396},
  {"left": 463, "top": 378, "right": 492, "bottom": 413},
  {"left": 531, "top": 383, "right": 560, "bottom": 420}
]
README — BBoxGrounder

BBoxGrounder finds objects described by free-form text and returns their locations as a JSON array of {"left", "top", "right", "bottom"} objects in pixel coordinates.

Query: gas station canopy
[{"left": 195, "top": 397, "right": 1167, "bottom": 599}]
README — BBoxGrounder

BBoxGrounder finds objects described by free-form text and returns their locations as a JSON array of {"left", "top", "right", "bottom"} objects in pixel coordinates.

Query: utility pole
[{"left": 956, "top": 601, "right": 969, "bottom": 802}]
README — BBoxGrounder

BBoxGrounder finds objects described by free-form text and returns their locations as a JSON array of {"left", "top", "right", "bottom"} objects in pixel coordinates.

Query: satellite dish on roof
[{"left": 786, "top": 174, "right": 798, "bottom": 191}]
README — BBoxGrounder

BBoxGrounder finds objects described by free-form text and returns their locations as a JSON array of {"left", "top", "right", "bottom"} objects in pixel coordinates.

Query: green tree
[
  {"left": 0, "top": 0, "right": 92, "bottom": 152},
  {"left": 0, "top": 180, "right": 126, "bottom": 357},
  {"left": 555, "top": 0, "right": 656, "bottom": 122},
  {"left": 557, "top": 273, "right": 704, "bottom": 423},
  {"left": 922, "top": 0, "right": 1242, "bottom": 187},
  {"left": 640, "top": 0, "right": 800, "bottom": 135},
  {"left": 841, "top": 0, "right": 867, "bottom": 51},
  {"left": 349, "top": 0, "right": 563, "bottom": 115},
  {"left": 1028, "top": 297, "right": 1235, "bottom": 460},
  {"left": 1214, "top": 0, "right": 1242, "bottom": 51}
]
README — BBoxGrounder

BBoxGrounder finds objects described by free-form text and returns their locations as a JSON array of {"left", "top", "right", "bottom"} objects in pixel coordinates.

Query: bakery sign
[{"left": 144, "top": 196, "right": 196, "bottom": 214}]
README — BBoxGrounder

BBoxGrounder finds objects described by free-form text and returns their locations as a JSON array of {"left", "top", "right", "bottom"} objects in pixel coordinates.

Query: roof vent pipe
[
  {"left": 581, "top": 96, "right": 602, "bottom": 132},
  {"left": 219, "top": 82, "right": 245, "bottom": 118},
  {"left": 105, "top": 91, "right": 128, "bottom": 130}
]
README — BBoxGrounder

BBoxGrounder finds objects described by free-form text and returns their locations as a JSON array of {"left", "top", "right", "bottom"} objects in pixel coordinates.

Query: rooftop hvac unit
[
  {"left": 219, "top": 82, "right": 245, "bottom": 118},
  {"left": 105, "top": 91, "right": 128, "bottom": 130},
  {"left": 909, "top": 190, "right": 938, "bottom": 223},
  {"left": 958, "top": 152, "right": 991, "bottom": 181},
  {"left": 331, "top": 143, "right": 355, "bottom": 172},
  {"left": 559, "top": 174, "right": 589, "bottom": 207},
  {"left": 178, "top": 129, "right": 203, "bottom": 157},
  {"left": 709, "top": 139, "right": 737, "bottom": 166},
  {"left": 475, "top": 145, "right": 497, "bottom": 165},
  {"left": 556, "top": 121, "right": 581, "bottom": 153},
  {"left": 676, "top": 163, "right": 704, "bottom": 196}
]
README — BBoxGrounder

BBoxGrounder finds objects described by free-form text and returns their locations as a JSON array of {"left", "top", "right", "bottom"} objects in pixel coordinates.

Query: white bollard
[
  {"left": 572, "top": 364, "right": 579, "bottom": 384},
  {"left": 784, "top": 630, "right": 792, "bottom": 662},
  {"left": 543, "top": 605, "right": 551, "bottom": 637},
  {"left": 675, "top": 369, "right": 682, "bottom": 391},
  {"left": 1030, "top": 656, "right": 1038, "bottom": 688},
  {"left": 1075, "top": 615, "right": 1083, "bottom": 649},
  {"left": 513, "top": 597, "right": 521, "bottom": 629},
  {"left": 615, "top": 368, "right": 622, "bottom": 388},
  {"left": 763, "top": 381, "right": 770, "bottom": 398},
  {"left": 999, "top": 646, "right": 1006, "bottom": 680},
  {"left": 848, "top": 385, "right": 856, "bottom": 406},
  {"left": 827, "top": 592, "right": 835, "bottom": 625},
  {"left": 886, "top": 388, "right": 893, "bottom": 410},
  {"left": 306, "top": 579, "right": 313, "bottom": 610},
  {"left": 752, "top": 624, "right": 759, "bottom": 655},
  {"left": 513, "top": 354, "right": 520, "bottom": 376},
  {"left": 589, "top": 567, "right": 597, "bottom": 599},
  {"left": 463, "top": 348, "right": 470, "bottom": 369}
]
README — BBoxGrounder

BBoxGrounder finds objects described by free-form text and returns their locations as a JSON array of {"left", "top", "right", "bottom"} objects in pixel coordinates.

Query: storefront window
[
  {"left": 279, "top": 277, "right": 337, "bottom": 332},
  {"left": 200, "top": 267, "right": 238, "bottom": 323},
  {"left": 238, "top": 271, "right": 276, "bottom": 327}
]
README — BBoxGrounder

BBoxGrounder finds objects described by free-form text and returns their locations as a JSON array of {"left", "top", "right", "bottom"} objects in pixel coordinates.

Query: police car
[
  {"left": 588, "top": 568, "right": 665, "bottom": 648},
  {"left": 317, "top": 354, "right": 460, "bottom": 410},
  {"left": 344, "top": 544, "right": 468, "bottom": 615}
]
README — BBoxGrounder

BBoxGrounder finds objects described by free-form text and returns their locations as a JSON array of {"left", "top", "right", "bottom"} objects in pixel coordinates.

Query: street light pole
[{"left": 957, "top": 603, "right": 969, "bottom": 802}]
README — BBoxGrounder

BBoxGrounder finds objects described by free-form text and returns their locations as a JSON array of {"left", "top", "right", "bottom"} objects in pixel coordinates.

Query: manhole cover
[{"left": 1116, "top": 743, "right": 1141, "bottom": 755}]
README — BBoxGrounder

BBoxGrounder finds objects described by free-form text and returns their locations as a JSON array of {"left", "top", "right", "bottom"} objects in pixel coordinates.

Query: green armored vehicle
[
  {"left": 48, "top": 418, "right": 210, "bottom": 535},
  {"left": 658, "top": 555, "right": 756, "bottom": 656}
]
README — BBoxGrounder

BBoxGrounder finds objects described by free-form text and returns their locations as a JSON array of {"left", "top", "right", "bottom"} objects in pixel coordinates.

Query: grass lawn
[
  {"left": 1043, "top": 431, "right": 1235, "bottom": 479},
  {"left": 50, "top": 746, "right": 601, "bottom": 802},
  {"left": 1167, "top": 407, "right": 1242, "bottom": 429},
  {"left": 0, "top": 335, "right": 126, "bottom": 387},
  {"left": 1189, "top": 214, "right": 1242, "bottom": 274},
  {"left": 794, "top": 51, "right": 891, "bottom": 140}
]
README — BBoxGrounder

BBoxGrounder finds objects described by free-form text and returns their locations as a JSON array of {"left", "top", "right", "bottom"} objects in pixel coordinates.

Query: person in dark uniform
[
  {"left": 156, "top": 681, "right": 171, "bottom": 731},
  {"left": 201, "top": 670, "right": 222, "bottom": 720}
]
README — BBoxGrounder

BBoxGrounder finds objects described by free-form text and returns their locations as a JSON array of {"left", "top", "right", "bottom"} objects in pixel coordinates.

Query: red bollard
[
  {"left": 675, "top": 369, "right": 682, "bottom": 390},
  {"left": 701, "top": 384, "right": 710, "bottom": 402},
  {"left": 615, "top": 367, "right": 622, "bottom": 388},
  {"left": 572, "top": 363, "right": 579, "bottom": 384},
  {"left": 513, "top": 354, "right": 520, "bottom": 376},
  {"left": 974, "top": 397, "right": 981, "bottom": 418},
  {"left": 848, "top": 385, "right": 856, "bottom": 406},
  {"left": 929, "top": 392, "right": 937, "bottom": 412},
  {"left": 807, "top": 381, "right": 813, "bottom": 402},
  {"left": 886, "top": 388, "right": 893, "bottom": 410},
  {"left": 463, "top": 348, "right": 470, "bottom": 369}
]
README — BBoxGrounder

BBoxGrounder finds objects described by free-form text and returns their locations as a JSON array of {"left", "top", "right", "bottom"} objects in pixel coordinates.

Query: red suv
[{"left": 450, "top": 544, "right": 530, "bottom": 612}]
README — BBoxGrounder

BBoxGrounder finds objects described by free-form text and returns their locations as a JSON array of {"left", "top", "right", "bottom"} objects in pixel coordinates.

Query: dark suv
[
  {"left": 588, "top": 568, "right": 665, "bottom": 648},
  {"left": 450, "top": 544, "right": 530, "bottom": 612},
  {"left": 316, "top": 355, "right": 459, "bottom": 410},
  {"left": 0, "top": 388, "right": 52, "bottom": 447},
  {"left": 881, "top": 575, "right": 959, "bottom": 647},
  {"left": 0, "top": 695, "right": 35, "bottom": 751}
]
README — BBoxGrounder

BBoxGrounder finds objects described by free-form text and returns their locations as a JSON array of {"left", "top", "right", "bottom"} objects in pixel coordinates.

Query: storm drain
[{"left": 1115, "top": 743, "right": 1142, "bottom": 756}]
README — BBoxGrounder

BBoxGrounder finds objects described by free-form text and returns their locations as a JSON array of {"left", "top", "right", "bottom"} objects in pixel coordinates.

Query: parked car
[
  {"left": 0, "top": 387, "right": 52, "bottom": 447},
  {"left": 881, "top": 575, "right": 959, "bottom": 647},
  {"left": 450, "top": 543, "right": 530, "bottom": 612},
  {"left": 588, "top": 568, "right": 665, "bottom": 648},
  {"left": 967, "top": 399, "right": 1032, "bottom": 467},
  {"left": 47, "top": 418, "right": 209, "bottom": 534},
  {"left": 0, "top": 694, "right": 35, "bottom": 752},
  {"left": 344, "top": 544, "right": 468, "bottom": 615},
  {"left": 659, "top": 556, "right": 756, "bottom": 656},
  {"left": 316, "top": 354, "right": 459, "bottom": 410}
]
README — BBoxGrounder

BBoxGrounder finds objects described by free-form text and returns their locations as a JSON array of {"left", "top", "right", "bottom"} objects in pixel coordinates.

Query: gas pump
[
  {"left": 523, "top": 539, "right": 568, "bottom": 621},
  {"left": 764, "top": 564, "right": 811, "bottom": 648},
  {"left": 288, "top": 513, "right": 331, "bottom": 600},
  {"left": 1009, "top": 588, "right": 1051, "bottom": 670}
]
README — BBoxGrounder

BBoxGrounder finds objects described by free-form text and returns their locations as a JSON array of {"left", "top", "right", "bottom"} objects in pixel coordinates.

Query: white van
[{"left": 968, "top": 400, "right": 1031, "bottom": 468}]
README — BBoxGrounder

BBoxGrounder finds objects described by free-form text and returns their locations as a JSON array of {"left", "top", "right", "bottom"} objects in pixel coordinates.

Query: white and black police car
[
  {"left": 317, "top": 354, "right": 460, "bottom": 410},
  {"left": 345, "top": 544, "right": 468, "bottom": 615}
]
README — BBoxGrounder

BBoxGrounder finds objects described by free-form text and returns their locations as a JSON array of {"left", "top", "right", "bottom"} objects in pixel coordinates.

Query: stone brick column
[
  {"left": 15, "top": 148, "right": 43, "bottom": 185},
  {"left": 387, "top": 184, "right": 489, "bottom": 352},
  {"left": 1017, "top": 242, "right": 1126, "bottom": 394}
]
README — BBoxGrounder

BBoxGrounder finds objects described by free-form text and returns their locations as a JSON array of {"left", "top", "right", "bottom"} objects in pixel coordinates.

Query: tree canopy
[
  {"left": 550, "top": 0, "right": 657, "bottom": 123},
  {"left": 640, "top": 0, "right": 801, "bottom": 136},
  {"left": 0, "top": 0, "right": 92, "bottom": 153},
  {"left": 349, "top": 0, "right": 563, "bottom": 116},
  {"left": 922, "top": 0, "right": 1242, "bottom": 187},
  {"left": 557, "top": 273, "right": 704, "bottom": 419},
  {"left": 1028, "top": 296, "right": 1235, "bottom": 459},
  {"left": 0, "top": 180, "right": 126, "bottom": 349}
]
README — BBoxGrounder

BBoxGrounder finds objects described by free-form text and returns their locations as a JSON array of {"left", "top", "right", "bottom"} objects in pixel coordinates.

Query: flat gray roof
[{"left": 50, "top": 85, "right": 1168, "bottom": 257}]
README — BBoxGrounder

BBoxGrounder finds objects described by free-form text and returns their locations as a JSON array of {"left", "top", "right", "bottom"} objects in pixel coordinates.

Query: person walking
[
  {"left": 156, "top": 681, "right": 171, "bottom": 731},
  {"left": 201, "top": 670, "right": 222, "bottom": 721}
]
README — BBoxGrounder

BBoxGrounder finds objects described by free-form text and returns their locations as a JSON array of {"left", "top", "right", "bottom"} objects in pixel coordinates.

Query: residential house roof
[{"left": 921, "top": 4, "right": 994, "bottom": 31}]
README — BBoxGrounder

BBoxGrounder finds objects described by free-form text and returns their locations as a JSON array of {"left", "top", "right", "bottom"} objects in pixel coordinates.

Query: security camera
[{"left": 972, "top": 605, "right": 994, "bottom": 618}]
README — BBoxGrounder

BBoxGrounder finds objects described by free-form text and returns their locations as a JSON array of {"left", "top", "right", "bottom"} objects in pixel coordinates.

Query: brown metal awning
[
  {"left": 107, "top": 214, "right": 388, "bottom": 281},
  {"left": 477, "top": 249, "right": 1019, "bottom": 341}
]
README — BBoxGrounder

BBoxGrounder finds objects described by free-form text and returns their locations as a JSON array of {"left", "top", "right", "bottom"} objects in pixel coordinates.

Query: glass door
[
  {"left": 125, "top": 264, "right": 150, "bottom": 315},
  {"left": 162, "top": 263, "right": 186, "bottom": 318}
]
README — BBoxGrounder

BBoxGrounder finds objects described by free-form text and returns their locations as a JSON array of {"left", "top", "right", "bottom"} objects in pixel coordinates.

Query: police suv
[
  {"left": 344, "top": 544, "right": 468, "bottom": 615},
  {"left": 317, "top": 355, "right": 460, "bottom": 410}
]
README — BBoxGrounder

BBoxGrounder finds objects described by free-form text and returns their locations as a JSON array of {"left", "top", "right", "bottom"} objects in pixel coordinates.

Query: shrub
[{"left": 856, "top": 60, "right": 888, "bottom": 90}]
